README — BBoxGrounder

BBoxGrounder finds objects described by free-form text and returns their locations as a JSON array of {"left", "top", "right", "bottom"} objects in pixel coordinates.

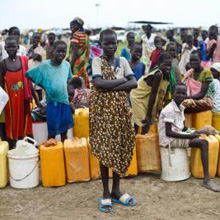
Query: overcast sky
[{"left": 1, "top": 0, "right": 219, "bottom": 30}]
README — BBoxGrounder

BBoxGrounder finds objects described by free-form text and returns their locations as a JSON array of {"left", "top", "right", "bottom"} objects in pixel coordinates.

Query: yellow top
[{"left": 131, "top": 68, "right": 169, "bottom": 126}]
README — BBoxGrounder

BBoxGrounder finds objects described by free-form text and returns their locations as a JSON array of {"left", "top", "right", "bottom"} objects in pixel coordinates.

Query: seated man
[{"left": 158, "top": 82, "right": 220, "bottom": 192}]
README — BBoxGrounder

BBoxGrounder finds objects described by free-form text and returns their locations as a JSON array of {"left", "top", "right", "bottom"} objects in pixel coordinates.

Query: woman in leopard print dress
[{"left": 90, "top": 29, "right": 137, "bottom": 212}]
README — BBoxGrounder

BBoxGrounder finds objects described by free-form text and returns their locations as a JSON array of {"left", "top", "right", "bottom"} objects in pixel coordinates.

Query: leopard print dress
[{"left": 89, "top": 57, "right": 135, "bottom": 176}]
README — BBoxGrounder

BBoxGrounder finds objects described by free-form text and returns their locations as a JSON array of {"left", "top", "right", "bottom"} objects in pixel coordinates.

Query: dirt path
[{"left": 1, "top": 174, "right": 220, "bottom": 220}]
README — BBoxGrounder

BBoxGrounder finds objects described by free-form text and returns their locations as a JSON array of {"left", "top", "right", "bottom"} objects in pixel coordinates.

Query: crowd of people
[{"left": 1, "top": 18, "right": 220, "bottom": 212}]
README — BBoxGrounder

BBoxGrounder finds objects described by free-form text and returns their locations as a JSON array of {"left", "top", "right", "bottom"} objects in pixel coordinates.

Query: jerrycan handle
[{"left": 23, "top": 136, "right": 37, "bottom": 146}]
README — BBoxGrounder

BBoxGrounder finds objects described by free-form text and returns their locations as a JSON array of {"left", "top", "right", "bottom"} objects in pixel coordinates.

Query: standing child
[
  {"left": 0, "top": 36, "right": 39, "bottom": 146},
  {"left": 26, "top": 40, "right": 74, "bottom": 142},
  {"left": 90, "top": 29, "right": 137, "bottom": 212},
  {"left": 120, "top": 32, "right": 135, "bottom": 61},
  {"left": 179, "top": 35, "right": 197, "bottom": 74},
  {"left": 129, "top": 42, "right": 145, "bottom": 80},
  {"left": 28, "top": 32, "right": 46, "bottom": 101},
  {"left": 45, "top": 32, "right": 56, "bottom": 59},
  {"left": 158, "top": 82, "right": 220, "bottom": 192},
  {"left": 165, "top": 42, "right": 181, "bottom": 104},
  {"left": 0, "top": 27, "right": 27, "bottom": 60},
  {"left": 150, "top": 36, "right": 164, "bottom": 70}
]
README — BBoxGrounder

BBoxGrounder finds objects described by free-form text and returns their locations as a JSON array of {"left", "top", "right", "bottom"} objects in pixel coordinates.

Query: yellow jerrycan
[
  {"left": 215, "top": 134, "right": 220, "bottom": 177},
  {"left": 88, "top": 138, "right": 100, "bottom": 179},
  {"left": 192, "top": 111, "right": 212, "bottom": 130},
  {"left": 40, "top": 142, "right": 66, "bottom": 187},
  {"left": 190, "top": 135, "right": 219, "bottom": 178},
  {"left": 0, "top": 139, "right": 9, "bottom": 188},
  {"left": 136, "top": 132, "right": 161, "bottom": 173},
  {"left": 212, "top": 112, "right": 220, "bottom": 132},
  {"left": 185, "top": 113, "right": 193, "bottom": 128},
  {"left": 125, "top": 146, "right": 138, "bottom": 177},
  {"left": 73, "top": 108, "right": 89, "bottom": 138},
  {"left": 64, "top": 138, "right": 90, "bottom": 182}
]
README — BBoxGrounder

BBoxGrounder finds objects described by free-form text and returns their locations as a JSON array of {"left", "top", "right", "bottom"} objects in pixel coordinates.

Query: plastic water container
[
  {"left": 7, "top": 137, "right": 39, "bottom": 189},
  {"left": 88, "top": 138, "right": 101, "bottom": 179},
  {"left": 73, "top": 108, "right": 89, "bottom": 138},
  {"left": 33, "top": 122, "right": 48, "bottom": 145},
  {"left": 40, "top": 141, "right": 66, "bottom": 187},
  {"left": 185, "top": 114, "right": 193, "bottom": 128},
  {"left": 137, "top": 124, "right": 158, "bottom": 134},
  {"left": 213, "top": 112, "right": 220, "bottom": 132},
  {"left": 64, "top": 138, "right": 90, "bottom": 182},
  {"left": 136, "top": 133, "right": 161, "bottom": 172},
  {"left": 191, "top": 135, "right": 219, "bottom": 178},
  {"left": 33, "top": 122, "right": 73, "bottom": 145},
  {"left": 192, "top": 111, "right": 212, "bottom": 130},
  {"left": 0, "top": 139, "right": 9, "bottom": 188},
  {"left": 215, "top": 134, "right": 220, "bottom": 177},
  {"left": 160, "top": 147, "right": 191, "bottom": 181},
  {"left": 125, "top": 146, "right": 138, "bottom": 177}
]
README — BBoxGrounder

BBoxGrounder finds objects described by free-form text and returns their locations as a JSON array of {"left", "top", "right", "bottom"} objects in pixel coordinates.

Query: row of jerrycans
[
  {"left": 38, "top": 125, "right": 161, "bottom": 187},
  {"left": 40, "top": 138, "right": 138, "bottom": 187},
  {"left": 40, "top": 138, "right": 90, "bottom": 187}
]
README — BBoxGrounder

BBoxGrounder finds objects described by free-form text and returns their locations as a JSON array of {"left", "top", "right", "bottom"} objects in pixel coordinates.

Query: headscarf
[{"left": 70, "top": 17, "right": 84, "bottom": 32}]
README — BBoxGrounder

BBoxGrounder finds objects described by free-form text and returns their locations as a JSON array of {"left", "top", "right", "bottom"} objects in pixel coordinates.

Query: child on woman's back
[{"left": 26, "top": 40, "right": 74, "bottom": 142}]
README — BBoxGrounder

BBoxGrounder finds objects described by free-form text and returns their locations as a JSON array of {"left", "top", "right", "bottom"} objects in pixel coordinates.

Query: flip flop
[
  {"left": 99, "top": 198, "right": 114, "bottom": 213},
  {"left": 112, "top": 193, "right": 136, "bottom": 207}
]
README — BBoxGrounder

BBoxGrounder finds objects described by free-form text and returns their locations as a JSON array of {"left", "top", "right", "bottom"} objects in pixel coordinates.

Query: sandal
[
  {"left": 112, "top": 193, "right": 136, "bottom": 207},
  {"left": 99, "top": 198, "right": 114, "bottom": 213}
]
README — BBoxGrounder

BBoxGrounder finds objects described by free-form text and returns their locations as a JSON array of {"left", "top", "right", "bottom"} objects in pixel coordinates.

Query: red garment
[
  {"left": 69, "top": 88, "right": 90, "bottom": 112},
  {"left": 4, "top": 57, "right": 32, "bottom": 140},
  {"left": 150, "top": 49, "right": 162, "bottom": 70},
  {"left": 20, "top": 56, "right": 32, "bottom": 103}
]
